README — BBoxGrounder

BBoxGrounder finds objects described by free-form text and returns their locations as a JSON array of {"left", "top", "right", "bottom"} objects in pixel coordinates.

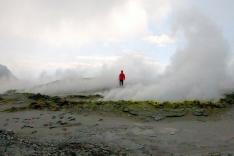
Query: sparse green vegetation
[{"left": 1, "top": 91, "right": 234, "bottom": 120}]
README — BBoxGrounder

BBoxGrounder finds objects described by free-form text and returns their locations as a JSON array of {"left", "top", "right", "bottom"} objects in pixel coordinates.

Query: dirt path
[{"left": 1, "top": 106, "right": 234, "bottom": 155}]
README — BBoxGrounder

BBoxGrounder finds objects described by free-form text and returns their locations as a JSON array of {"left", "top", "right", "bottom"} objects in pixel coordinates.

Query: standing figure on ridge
[{"left": 119, "top": 70, "right": 125, "bottom": 87}]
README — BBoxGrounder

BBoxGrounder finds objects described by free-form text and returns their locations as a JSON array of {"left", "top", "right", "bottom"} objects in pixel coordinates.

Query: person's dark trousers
[{"left": 119, "top": 80, "right": 124, "bottom": 87}]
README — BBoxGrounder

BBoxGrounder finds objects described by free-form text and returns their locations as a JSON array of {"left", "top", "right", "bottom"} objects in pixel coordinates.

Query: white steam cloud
[
  {"left": 105, "top": 10, "right": 231, "bottom": 101},
  {"left": 1, "top": 10, "right": 233, "bottom": 101},
  {"left": 24, "top": 54, "right": 162, "bottom": 96}
]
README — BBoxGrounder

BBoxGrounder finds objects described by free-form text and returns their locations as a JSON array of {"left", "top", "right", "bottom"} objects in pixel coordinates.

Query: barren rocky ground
[{"left": 1, "top": 91, "right": 234, "bottom": 156}]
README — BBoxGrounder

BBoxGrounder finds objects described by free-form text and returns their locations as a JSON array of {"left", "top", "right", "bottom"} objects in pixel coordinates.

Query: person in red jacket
[{"left": 119, "top": 70, "right": 125, "bottom": 87}]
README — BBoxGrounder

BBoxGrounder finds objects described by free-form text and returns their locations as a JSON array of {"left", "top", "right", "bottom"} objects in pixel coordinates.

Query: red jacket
[{"left": 119, "top": 71, "right": 125, "bottom": 80}]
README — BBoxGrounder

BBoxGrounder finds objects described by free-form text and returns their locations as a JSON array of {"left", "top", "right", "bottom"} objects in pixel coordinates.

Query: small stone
[
  {"left": 43, "top": 124, "right": 49, "bottom": 127},
  {"left": 31, "top": 130, "right": 37, "bottom": 134},
  {"left": 122, "top": 107, "right": 129, "bottom": 112},
  {"left": 192, "top": 108, "right": 208, "bottom": 116},
  {"left": 49, "top": 126, "right": 56, "bottom": 129},
  {"left": 57, "top": 120, "right": 67, "bottom": 125},
  {"left": 60, "top": 122, "right": 68, "bottom": 125},
  {"left": 21, "top": 125, "right": 34, "bottom": 129},
  {"left": 68, "top": 116, "right": 76, "bottom": 121},
  {"left": 152, "top": 113, "right": 166, "bottom": 121},
  {"left": 32, "top": 144, "right": 38, "bottom": 148},
  {"left": 129, "top": 110, "right": 139, "bottom": 116}
]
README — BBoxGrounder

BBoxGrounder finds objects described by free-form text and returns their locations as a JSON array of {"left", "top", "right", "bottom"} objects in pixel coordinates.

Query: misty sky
[{"left": 0, "top": 0, "right": 233, "bottom": 79}]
